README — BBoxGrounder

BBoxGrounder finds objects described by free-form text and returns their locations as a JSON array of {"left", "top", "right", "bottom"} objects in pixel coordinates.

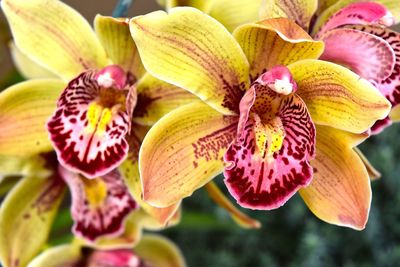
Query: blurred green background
[{"left": 0, "top": 1, "right": 399, "bottom": 267}]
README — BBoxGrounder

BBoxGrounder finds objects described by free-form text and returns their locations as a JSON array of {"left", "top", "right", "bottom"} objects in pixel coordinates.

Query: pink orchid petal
[
  {"left": 88, "top": 249, "right": 142, "bottom": 267},
  {"left": 59, "top": 166, "right": 137, "bottom": 242},
  {"left": 47, "top": 70, "right": 133, "bottom": 178},
  {"left": 317, "top": 2, "right": 394, "bottom": 37},
  {"left": 224, "top": 71, "right": 315, "bottom": 210},
  {"left": 320, "top": 28, "right": 395, "bottom": 83},
  {"left": 371, "top": 116, "right": 392, "bottom": 135}
]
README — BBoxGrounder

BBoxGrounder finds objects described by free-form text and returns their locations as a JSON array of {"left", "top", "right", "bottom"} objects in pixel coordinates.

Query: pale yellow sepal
[
  {"left": 300, "top": 125, "right": 371, "bottom": 230},
  {"left": 289, "top": 59, "right": 391, "bottom": 134},
  {"left": 134, "top": 73, "right": 199, "bottom": 126},
  {"left": 389, "top": 104, "right": 400, "bottom": 122},
  {"left": 259, "top": 0, "right": 318, "bottom": 30},
  {"left": 27, "top": 244, "right": 82, "bottom": 267},
  {"left": 165, "top": 0, "right": 214, "bottom": 12},
  {"left": 139, "top": 102, "right": 238, "bottom": 207},
  {"left": 234, "top": 18, "right": 324, "bottom": 81},
  {"left": 94, "top": 15, "right": 146, "bottom": 80},
  {"left": 205, "top": 182, "right": 261, "bottom": 229},
  {"left": 0, "top": 176, "right": 65, "bottom": 267},
  {"left": 9, "top": 43, "right": 57, "bottom": 79},
  {"left": 0, "top": 80, "right": 66, "bottom": 157},
  {"left": 130, "top": 7, "right": 250, "bottom": 115},
  {"left": 135, "top": 234, "right": 187, "bottom": 267},
  {"left": 354, "top": 147, "right": 381, "bottom": 181},
  {"left": 1, "top": 0, "right": 109, "bottom": 81}
]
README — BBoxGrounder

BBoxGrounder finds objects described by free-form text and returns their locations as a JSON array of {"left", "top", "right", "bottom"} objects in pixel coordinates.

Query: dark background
[{"left": 1, "top": 1, "right": 400, "bottom": 266}]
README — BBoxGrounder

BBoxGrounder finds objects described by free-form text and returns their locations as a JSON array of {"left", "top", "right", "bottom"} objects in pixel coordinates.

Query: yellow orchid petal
[
  {"left": 80, "top": 213, "right": 142, "bottom": 250},
  {"left": 233, "top": 18, "right": 324, "bottom": 81},
  {"left": 389, "top": 104, "right": 400, "bottom": 122},
  {"left": 9, "top": 43, "right": 57, "bottom": 79},
  {"left": 135, "top": 234, "right": 186, "bottom": 267},
  {"left": 0, "top": 155, "right": 50, "bottom": 179},
  {"left": 354, "top": 147, "right": 381, "bottom": 181},
  {"left": 0, "top": 176, "right": 65, "bottom": 267},
  {"left": 1, "top": 0, "right": 108, "bottom": 81},
  {"left": 27, "top": 245, "right": 82, "bottom": 267},
  {"left": 300, "top": 126, "right": 371, "bottom": 230},
  {"left": 139, "top": 102, "right": 238, "bottom": 207},
  {"left": 0, "top": 80, "right": 66, "bottom": 157},
  {"left": 165, "top": 0, "right": 214, "bottom": 11},
  {"left": 208, "top": 0, "right": 263, "bottom": 32},
  {"left": 134, "top": 73, "right": 199, "bottom": 126},
  {"left": 313, "top": 0, "right": 400, "bottom": 35},
  {"left": 94, "top": 15, "right": 146, "bottom": 80},
  {"left": 205, "top": 182, "right": 261, "bottom": 229},
  {"left": 259, "top": 0, "right": 318, "bottom": 30},
  {"left": 289, "top": 59, "right": 391, "bottom": 133},
  {"left": 131, "top": 208, "right": 181, "bottom": 231},
  {"left": 120, "top": 157, "right": 181, "bottom": 225},
  {"left": 316, "top": 0, "right": 341, "bottom": 15},
  {"left": 130, "top": 7, "right": 250, "bottom": 115}
]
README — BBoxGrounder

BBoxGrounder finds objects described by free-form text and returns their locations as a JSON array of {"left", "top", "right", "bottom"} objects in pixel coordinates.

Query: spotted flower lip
[
  {"left": 130, "top": 8, "right": 390, "bottom": 229},
  {"left": 47, "top": 65, "right": 136, "bottom": 178}
]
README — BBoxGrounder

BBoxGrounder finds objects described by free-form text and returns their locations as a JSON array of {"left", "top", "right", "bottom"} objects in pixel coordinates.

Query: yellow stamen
[{"left": 82, "top": 178, "right": 108, "bottom": 207}]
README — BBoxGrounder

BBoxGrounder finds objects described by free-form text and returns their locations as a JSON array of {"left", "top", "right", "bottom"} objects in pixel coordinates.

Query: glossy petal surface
[
  {"left": 234, "top": 18, "right": 324, "bottom": 82},
  {"left": 1, "top": 0, "right": 108, "bottom": 81},
  {"left": 289, "top": 60, "right": 391, "bottom": 133},
  {"left": 139, "top": 102, "right": 238, "bottom": 207},
  {"left": 300, "top": 126, "right": 371, "bottom": 230},
  {"left": 27, "top": 245, "right": 82, "bottom": 267},
  {"left": 59, "top": 167, "right": 137, "bottom": 242},
  {"left": 87, "top": 250, "right": 142, "bottom": 267},
  {"left": 130, "top": 7, "right": 250, "bottom": 115},
  {"left": 0, "top": 80, "right": 65, "bottom": 157},
  {"left": 94, "top": 15, "right": 146, "bottom": 80},
  {"left": 134, "top": 73, "right": 199, "bottom": 126},
  {"left": 0, "top": 175, "right": 65, "bottom": 267},
  {"left": 47, "top": 70, "right": 132, "bottom": 178},
  {"left": 320, "top": 28, "right": 395, "bottom": 83},
  {"left": 259, "top": 0, "right": 318, "bottom": 30}
]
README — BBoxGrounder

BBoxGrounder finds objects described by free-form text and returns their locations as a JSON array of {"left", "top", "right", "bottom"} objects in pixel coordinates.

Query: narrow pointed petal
[
  {"left": 0, "top": 80, "right": 65, "bottom": 157},
  {"left": 320, "top": 28, "right": 395, "bottom": 83},
  {"left": 27, "top": 245, "right": 82, "bottom": 267},
  {"left": 205, "top": 182, "right": 261, "bottom": 229},
  {"left": 139, "top": 102, "right": 238, "bottom": 207},
  {"left": 224, "top": 91, "right": 315, "bottom": 210},
  {"left": 259, "top": 0, "right": 318, "bottom": 30},
  {"left": 300, "top": 126, "right": 371, "bottom": 230},
  {"left": 47, "top": 70, "right": 131, "bottom": 178},
  {"left": 131, "top": 208, "right": 181, "bottom": 231},
  {"left": 59, "top": 167, "right": 137, "bottom": 242},
  {"left": 389, "top": 104, "right": 400, "bottom": 122},
  {"left": 314, "top": 1, "right": 394, "bottom": 36},
  {"left": 1, "top": 0, "right": 108, "bottom": 81},
  {"left": 9, "top": 42, "right": 57, "bottom": 79},
  {"left": 0, "top": 175, "right": 65, "bottom": 267},
  {"left": 130, "top": 7, "right": 250, "bottom": 115},
  {"left": 120, "top": 132, "right": 181, "bottom": 225},
  {"left": 134, "top": 73, "right": 199, "bottom": 126},
  {"left": 94, "top": 15, "right": 146, "bottom": 80},
  {"left": 208, "top": 0, "right": 262, "bottom": 32},
  {"left": 354, "top": 147, "right": 381, "bottom": 181},
  {"left": 234, "top": 18, "right": 324, "bottom": 82},
  {"left": 135, "top": 234, "right": 186, "bottom": 267},
  {"left": 289, "top": 59, "right": 391, "bottom": 133}
]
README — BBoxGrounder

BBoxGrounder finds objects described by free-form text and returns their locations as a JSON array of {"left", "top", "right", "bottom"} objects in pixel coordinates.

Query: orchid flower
[
  {"left": 27, "top": 234, "right": 186, "bottom": 267},
  {"left": 130, "top": 8, "right": 391, "bottom": 229},
  {"left": 0, "top": 0, "right": 195, "bottom": 263},
  {"left": 259, "top": 0, "right": 400, "bottom": 134}
]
